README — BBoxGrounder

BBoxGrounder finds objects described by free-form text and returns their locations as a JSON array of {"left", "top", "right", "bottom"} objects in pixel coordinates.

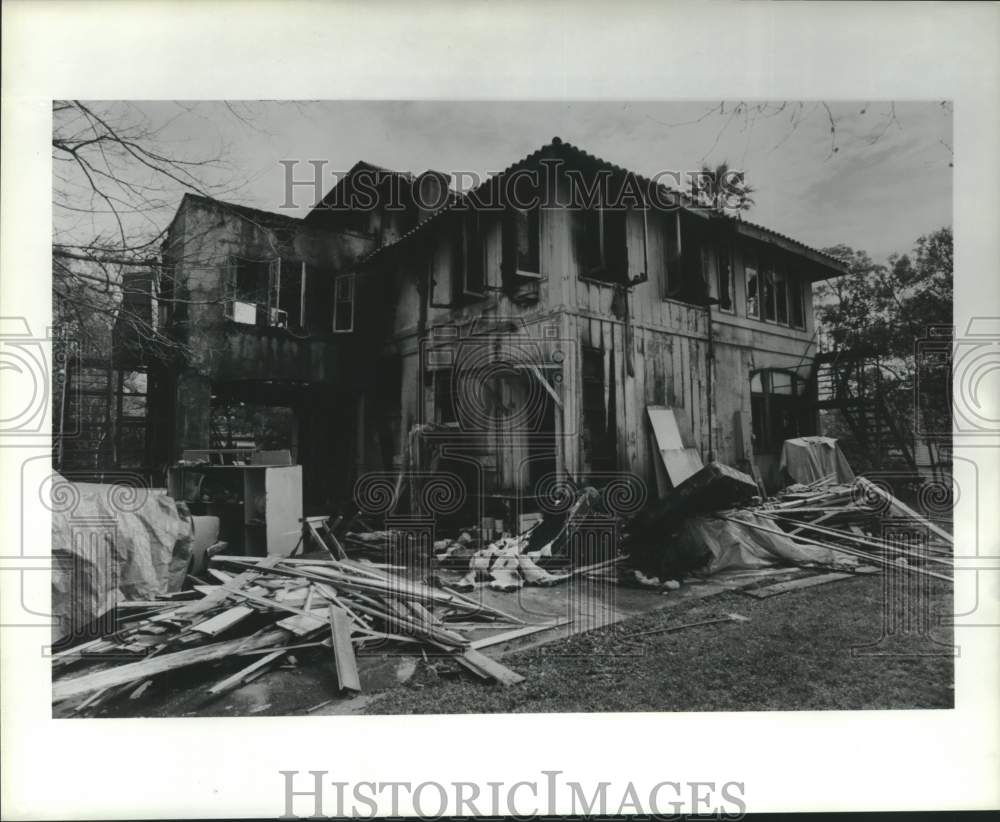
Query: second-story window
[
  {"left": 746, "top": 249, "right": 807, "bottom": 330},
  {"left": 761, "top": 260, "right": 777, "bottom": 322},
  {"left": 774, "top": 263, "right": 789, "bottom": 325},
  {"left": 333, "top": 273, "right": 355, "bottom": 333},
  {"left": 576, "top": 207, "right": 628, "bottom": 283},
  {"left": 461, "top": 211, "right": 487, "bottom": 298},
  {"left": 788, "top": 274, "right": 805, "bottom": 329},
  {"left": 745, "top": 251, "right": 760, "bottom": 318},
  {"left": 662, "top": 211, "right": 683, "bottom": 297},
  {"left": 514, "top": 207, "right": 541, "bottom": 276},
  {"left": 225, "top": 256, "right": 283, "bottom": 326},
  {"left": 715, "top": 244, "right": 734, "bottom": 312},
  {"left": 501, "top": 206, "right": 542, "bottom": 301}
]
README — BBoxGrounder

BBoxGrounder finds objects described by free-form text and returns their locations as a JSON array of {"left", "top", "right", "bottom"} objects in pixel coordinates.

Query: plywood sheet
[{"left": 647, "top": 406, "right": 702, "bottom": 489}]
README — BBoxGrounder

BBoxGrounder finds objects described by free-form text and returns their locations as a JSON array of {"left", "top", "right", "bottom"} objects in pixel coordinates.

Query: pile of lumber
[
  {"left": 52, "top": 554, "right": 531, "bottom": 712},
  {"left": 720, "top": 475, "right": 954, "bottom": 582}
]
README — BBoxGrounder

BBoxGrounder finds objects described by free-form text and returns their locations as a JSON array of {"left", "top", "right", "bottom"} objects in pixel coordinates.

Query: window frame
[
  {"left": 661, "top": 210, "right": 684, "bottom": 299},
  {"left": 460, "top": 211, "right": 487, "bottom": 298},
  {"left": 743, "top": 247, "right": 809, "bottom": 331},
  {"left": 788, "top": 272, "right": 806, "bottom": 330},
  {"left": 774, "top": 262, "right": 789, "bottom": 325},
  {"left": 744, "top": 249, "right": 760, "bottom": 318},
  {"left": 749, "top": 367, "right": 810, "bottom": 454},
  {"left": 577, "top": 206, "right": 629, "bottom": 285},
  {"left": 513, "top": 206, "right": 542, "bottom": 279},
  {"left": 332, "top": 272, "right": 356, "bottom": 333},
  {"left": 715, "top": 243, "right": 735, "bottom": 313},
  {"left": 761, "top": 258, "right": 777, "bottom": 323},
  {"left": 224, "top": 255, "right": 306, "bottom": 328}
]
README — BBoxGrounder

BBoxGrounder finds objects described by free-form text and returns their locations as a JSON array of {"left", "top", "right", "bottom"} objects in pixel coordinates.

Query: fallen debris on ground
[
  {"left": 626, "top": 464, "right": 953, "bottom": 591},
  {"left": 52, "top": 553, "right": 536, "bottom": 713}
]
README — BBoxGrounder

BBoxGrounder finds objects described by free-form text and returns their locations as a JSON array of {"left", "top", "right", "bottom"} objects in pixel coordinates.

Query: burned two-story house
[
  {"left": 352, "top": 138, "right": 849, "bottom": 511},
  {"left": 121, "top": 138, "right": 855, "bottom": 522}
]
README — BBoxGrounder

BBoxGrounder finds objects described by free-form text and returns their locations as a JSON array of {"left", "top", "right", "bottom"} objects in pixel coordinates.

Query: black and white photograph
[
  {"left": 48, "top": 100, "right": 957, "bottom": 718},
  {"left": 1, "top": 2, "right": 997, "bottom": 819}
]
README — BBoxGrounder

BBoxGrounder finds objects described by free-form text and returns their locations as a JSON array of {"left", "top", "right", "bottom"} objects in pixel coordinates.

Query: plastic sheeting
[
  {"left": 673, "top": 510, "right": 858, "bottom": 574},
  {"left": 51, "top": 478, "right": 193, "bottom": 643},
  {"left": 779, "top": 436, "right": 855, "bottom": 485}
]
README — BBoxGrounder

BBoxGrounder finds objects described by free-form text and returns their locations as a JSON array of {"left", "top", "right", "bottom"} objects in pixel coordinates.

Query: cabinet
[{"left": 167, "top": 465, "right": 302, "bottom": 557}]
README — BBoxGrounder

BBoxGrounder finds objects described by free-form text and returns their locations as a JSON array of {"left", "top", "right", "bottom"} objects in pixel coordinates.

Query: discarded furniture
[{"left": 167, "top": 464, "right": 303, "bottom": 557}]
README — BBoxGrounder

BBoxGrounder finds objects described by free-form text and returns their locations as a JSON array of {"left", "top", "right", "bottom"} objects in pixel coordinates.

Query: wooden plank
[
  {"left": 787, "top": 510, "right": 838, "bottom": 537},
  {"left": 207, "top": 649, "right": 287, "bottom": 696},
  {"left": 329, "top": 605, "right": 361, "bottom": 692},
  {"left": 276, "top": 610, "right": 328, "bottom": 637},
  {"left": 162, "top": 557, "right": 280, "bottom": 623},
  {"left": 744, "top": 572, "right": 855, "bottom": 599},
  {"left": 470, "top": 618, "right": 573, "bottom": 650},
  {"left": 856, "top": 477, "right": 954, "bottom": 545},
  {"left": 190, "top": 605, "right": 255, "bottom": 637},
  {"left": 53, "top": 628, "right": 290, "bottom": 702},
  {"left": 458, "top": 648, "right": 525, "bottom": 686}
]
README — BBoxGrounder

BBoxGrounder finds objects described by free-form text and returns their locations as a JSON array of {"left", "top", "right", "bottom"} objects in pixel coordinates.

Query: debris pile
[
  {"left": 637, "top": 469, "right": 954, "bottom": 583},
  {"left": 733, "top": 474, "right": 954, "bottom": 580},
  {"left": 52, "top": 553, "right": 534, "bottom": 714},
  {"left": 449, "top": 489, "right": 608, "bottom": 592}
]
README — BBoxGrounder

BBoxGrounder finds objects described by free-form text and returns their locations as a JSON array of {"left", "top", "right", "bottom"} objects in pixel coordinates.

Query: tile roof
[{"left": 358, "top": 137, "right": 848, "bottom": 273}]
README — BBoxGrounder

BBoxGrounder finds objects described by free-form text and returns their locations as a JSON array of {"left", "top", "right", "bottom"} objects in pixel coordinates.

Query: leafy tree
[
  {"left": 817, "top": 226, "right": 953, "bottom": 374},
  {"left": 815, "top": 227, "right": 953, "bottom": 464}
]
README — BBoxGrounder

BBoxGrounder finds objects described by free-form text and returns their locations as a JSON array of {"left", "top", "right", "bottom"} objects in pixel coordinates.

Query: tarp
[
  {"left": 673, "top": 510, "right": 858, "bottom": 574},
  {"left": 51, "top": 479, "right": 193, "bottom": 643},
  {"left": 779, "top": 436, "right": 855, "bottom": 485}
]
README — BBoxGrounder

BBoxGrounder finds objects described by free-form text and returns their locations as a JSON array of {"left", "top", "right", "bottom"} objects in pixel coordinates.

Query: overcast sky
[{"left": 65, "top": 100, "right": 953, "bottom": 263}]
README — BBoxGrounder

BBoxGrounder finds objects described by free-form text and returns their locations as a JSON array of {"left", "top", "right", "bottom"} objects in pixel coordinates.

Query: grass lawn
[{"left": 366, "top": 574, "right": 954, "bottom": 714}]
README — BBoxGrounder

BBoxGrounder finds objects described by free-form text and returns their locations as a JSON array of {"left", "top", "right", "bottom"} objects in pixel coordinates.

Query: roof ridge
[{"left": 181, "top": 192, "right": 300, "bottom": 223}]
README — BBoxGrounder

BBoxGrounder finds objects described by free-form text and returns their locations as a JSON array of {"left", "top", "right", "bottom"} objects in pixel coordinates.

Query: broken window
[
  {"left": 745, "top": 251, "right": 760, "bottom": 318},
  {"left": 461, "top": 211, "right": 487, "bottom": 298},
  {"left": 500, "top": 207, "right": 542, "bottom": 302},
  {"left": 502, "top": 206, "right": 542, "bottom": 277},
  {"left": 743, "top": 251, "right": 760, "bottom": 318},
  {"left": 224, "top": 256, "right": 300, "bottom": 328},
  {"left": 788, "top": 273, "right": 805, "bottom": 329},
  {"left": 745, "top": 250, "right": 808, "bottom": 330},
  {"left": 715, "top": 244, "right": 734, "bottom": 311},
  {"left": 576, "top": 207, "right": 628, "bottom": 283},
  {"left": 333, "top": 273, "right": 355, "bottom": 333},
  {"left": 761, "top": 260, "right": 777, "bottom": 322},
  {"left": 662, "top": 211, "right": 683, "bottom": 298},
  {"left": 277, "top": 260, "right": 306, "bottom": 330},
  {"left": 774, "top": 263, "right": 789, "bottom": 325}
]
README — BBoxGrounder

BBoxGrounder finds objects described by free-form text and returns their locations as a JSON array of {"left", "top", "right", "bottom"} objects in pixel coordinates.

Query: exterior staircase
[{"left": 807, "top": 348, "right": 918, "bottom": 473}]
